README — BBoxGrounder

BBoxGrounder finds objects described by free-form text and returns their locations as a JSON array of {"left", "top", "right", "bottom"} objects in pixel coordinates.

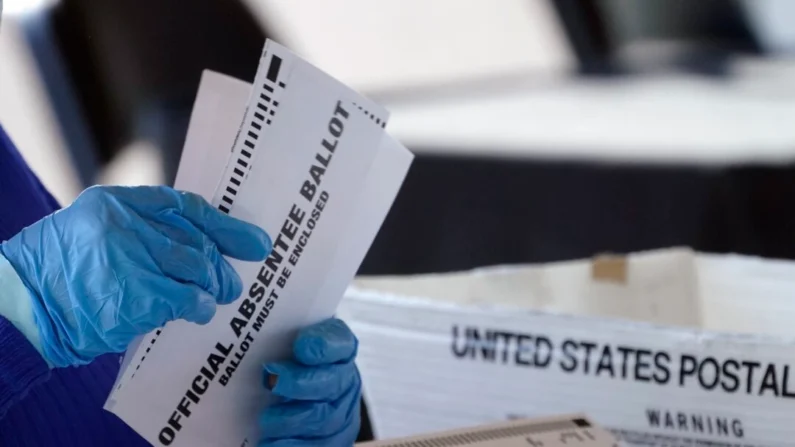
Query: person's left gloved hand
[
  {"left": 0, "top": 185, "right": 270, "bottom": 367},
  {"left": 259, "top": 318, "right": 361, "bottom": 447}
]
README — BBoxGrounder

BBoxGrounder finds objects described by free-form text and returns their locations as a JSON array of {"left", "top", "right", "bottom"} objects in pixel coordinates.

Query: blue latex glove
[
  {"left": 0, "top": 185, "right": 271, "bottom": 368},
  {"left": 260, "top": 318, "right": 361, "bottom": 447}
]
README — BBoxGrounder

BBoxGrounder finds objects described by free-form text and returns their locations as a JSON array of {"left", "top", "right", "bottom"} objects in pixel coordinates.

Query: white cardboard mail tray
[{"left": 339, "top": 248, "right": 795, "bottom": 447}]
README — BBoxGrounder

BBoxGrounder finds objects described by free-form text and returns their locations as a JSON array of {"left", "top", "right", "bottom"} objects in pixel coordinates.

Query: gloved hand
[
  {"left": 260, "top": 318, "right": 361, "bottom": 447},
  {"left": 0, "top": 185, "right": 271, "bottom": 368}
]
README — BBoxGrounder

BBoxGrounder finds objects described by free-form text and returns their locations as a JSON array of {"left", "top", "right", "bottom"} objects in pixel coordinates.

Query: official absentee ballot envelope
[{"left": 104, "top": 40, "right": 413, "bottom": 447}]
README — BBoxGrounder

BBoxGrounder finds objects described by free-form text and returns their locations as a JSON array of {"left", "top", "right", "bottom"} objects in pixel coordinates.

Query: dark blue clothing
[{"left": 0, "top": 126, "right": 149, "bottom": 446}]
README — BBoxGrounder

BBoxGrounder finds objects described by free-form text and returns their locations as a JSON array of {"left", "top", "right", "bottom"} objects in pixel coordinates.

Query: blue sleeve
[
  {"left": 0, "top": 253, "right": 50, "bottom": 419},
  {"left": 0, "top": 126, "right": 55, "bottom": 419},
  {"left": 0, "top": 315, "right": 50, "bottom": 419},
  {"left": 0, "top": 126, "right": 62, "bottom": 240}
]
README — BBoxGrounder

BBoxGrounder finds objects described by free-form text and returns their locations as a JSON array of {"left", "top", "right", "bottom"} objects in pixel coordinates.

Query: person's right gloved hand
[
  {"left": 0, "top": 185, "right": 271, "bottom": 368},
  {"left": 259, "top": 318, "right": 361, "bottom": 446}
]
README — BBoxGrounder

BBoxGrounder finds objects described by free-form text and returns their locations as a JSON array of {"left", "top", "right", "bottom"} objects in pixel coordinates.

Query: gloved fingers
[
  {"left": 107, "top": 186, "right": 272, "bottom": 261},
  {"left": 293, "top": 318, "right": 358, "bottom": 366},
  {"left": 158, "top": 242, "right": 243, "bottom": 305},
  {"left": 257, "top": 417, "right": 361, "bottom": 447},
  {"left": 139, "top": 223, "right": 217, "bottom": 293},
  {"left": 213, "top": 255, "right": 245, "bottom": 305},
  {"left": 259, "top": 385, "right": 361, "bottom": 440},
  {"left": 148, "top": 277, "right": 218, "bottom": 326},
  {"left": 175, "top": 193, "right": 273, "bottom": 262},
  {"left": 263, "top": 360, "right": 359, "bottom": 401},
  {"left": 114, "top": 274, "right": 217, "bottom": 341},
  {"left": 146, "top": 220, "right": 243, "bottom": 305}
]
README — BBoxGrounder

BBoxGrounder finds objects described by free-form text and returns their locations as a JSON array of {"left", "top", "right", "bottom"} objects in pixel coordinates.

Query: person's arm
[{"left": 0, "top": 254, "right": 49, "bottom": 419}]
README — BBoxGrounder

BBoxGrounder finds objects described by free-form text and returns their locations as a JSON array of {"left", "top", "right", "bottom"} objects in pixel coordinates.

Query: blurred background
[{"left": 3, "top": 0, "right": 795, "bottom": 441}]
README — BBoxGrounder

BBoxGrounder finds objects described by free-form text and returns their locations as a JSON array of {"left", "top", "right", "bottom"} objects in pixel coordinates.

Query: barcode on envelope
[
  {"left": 218, "top": 52, "right": 288, "bottom": 215},
  {"left": 216, "top": 59, "right": 387, "bottom": 216}
]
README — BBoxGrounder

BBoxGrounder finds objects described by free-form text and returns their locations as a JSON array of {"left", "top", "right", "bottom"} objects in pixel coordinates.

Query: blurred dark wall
[
  {"left": 51, "top": 0, "right": 266, "bottom": 183},
  {"left": 361, "top": 154, "right": 795, "bottom": 273}
]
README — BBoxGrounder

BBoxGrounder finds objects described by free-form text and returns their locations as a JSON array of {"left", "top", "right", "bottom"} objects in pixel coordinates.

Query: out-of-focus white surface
[
  {"left": 246, "top": 0, "right": 572, "bottom": 92},
  {"left": 3, "top": 0, "right": 57, "bottom": 15},
  {"left": 242, "top": 1, "right": 795, "bottom": 164},
  {"left": 97, "top": 141, "right": 165, "bottom": 187},
  {"left": 0, "top": 16, "right": 82, "bottom": 204},
  {"left": 385, "top": 64, "right": 795, "bottom": 164}
]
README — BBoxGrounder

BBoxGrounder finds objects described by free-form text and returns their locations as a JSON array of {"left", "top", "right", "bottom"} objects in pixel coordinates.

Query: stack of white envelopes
[{"left": 104, "top": 39, "right": 413, "bottom": 447}]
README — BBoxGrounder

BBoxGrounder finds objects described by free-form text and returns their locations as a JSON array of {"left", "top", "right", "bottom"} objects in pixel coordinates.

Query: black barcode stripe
[
  {"left": 266, "top": 55, "right": 283, "bottom": 82},
  {"left": 209, "top": 48, "right": 288, "bottom": 218},
  {"left": 219, "top": 205, "right": 230, "bottom": 214},
  {"left": 124, "top": 330, "right": 164, "bottom": 384},
  {"left": 353, "top": 102, "right": 386, "bottom": 128}
]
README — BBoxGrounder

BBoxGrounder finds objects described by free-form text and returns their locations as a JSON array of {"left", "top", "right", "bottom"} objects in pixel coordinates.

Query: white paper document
[
  {"left": 358, "top": 414, "right": 619, "bottom": 447},
  {"left": 105, "top": 40, "right": 413, "bottom": 447}
]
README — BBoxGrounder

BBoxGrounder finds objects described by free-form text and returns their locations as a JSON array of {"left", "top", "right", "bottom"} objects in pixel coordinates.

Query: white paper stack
[
  {"left": 358, "top": 414, "right": 619, "bottom": 447},
  {"left": 104, "top": 40, "right": 413, "bottom": 447}
]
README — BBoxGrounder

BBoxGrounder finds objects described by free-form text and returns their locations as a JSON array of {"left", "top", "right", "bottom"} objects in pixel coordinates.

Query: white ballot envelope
[
  {"left": 357, "top": 414, "right": 619, "bottom": 447},
  {"left": 104, "top": 40, "right": 414, "bottom": 447}
]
